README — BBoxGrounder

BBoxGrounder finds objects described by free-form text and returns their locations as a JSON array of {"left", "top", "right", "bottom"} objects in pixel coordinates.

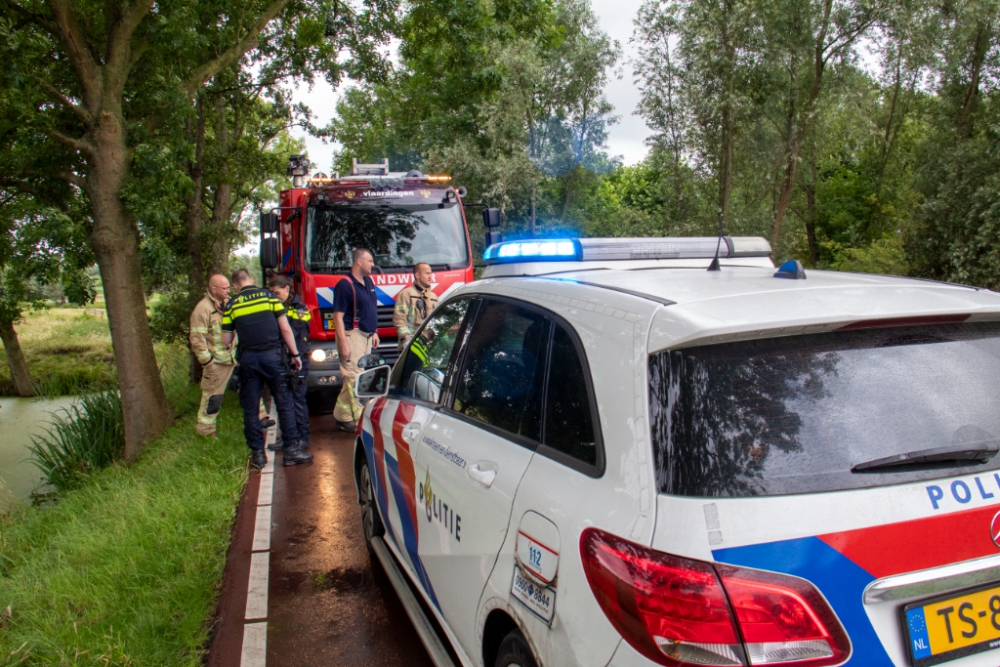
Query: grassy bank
[
  {"left": 0, "top": 387, "right": 249, "bottom": 665},
  {"left": 0, "top": 308, "right": 116, "bottom": 396}
]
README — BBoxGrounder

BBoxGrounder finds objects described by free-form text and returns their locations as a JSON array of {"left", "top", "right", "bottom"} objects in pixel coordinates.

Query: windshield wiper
[{"left": 852, "top": 442, "right": 999, "bottom": 472}]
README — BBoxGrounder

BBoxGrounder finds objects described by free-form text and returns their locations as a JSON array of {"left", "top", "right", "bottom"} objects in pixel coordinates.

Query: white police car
[{"left": 352, "top": 235, "right": 1000, "bottom": 667}]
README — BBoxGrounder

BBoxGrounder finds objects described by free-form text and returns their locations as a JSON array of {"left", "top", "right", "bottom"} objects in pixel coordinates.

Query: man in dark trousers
[
  {"left": 332, "top": 248, "right": 380, "bottom": 431},
  {"left": 267, "top": 274, "right": 311, "bottom": 450},
  {"left": 221, "top": 269, "right": 313, "bottom": 469}
]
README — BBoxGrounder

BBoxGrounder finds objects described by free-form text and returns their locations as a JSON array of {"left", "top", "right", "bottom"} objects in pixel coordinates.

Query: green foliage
[
  {"left": 0, "top": 396, "right": 248, "bottom": 665},
  {"left": 826, "top": 236, "right": 909, "bottom": 275},
  {"left": 149, "top": 288, "right": 200, "bottom": 345},
  {"left": 0, "top": 309, "right": 117, "bottom": 397},
  {"left": 28, "top": 390, "right": 125, "bottom": 493}
]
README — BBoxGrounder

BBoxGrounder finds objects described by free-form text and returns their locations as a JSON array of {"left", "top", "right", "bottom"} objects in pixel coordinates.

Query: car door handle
[
  {"left": 402, "top": 422, "right": 421, "bottom": 444},
  {"left": 467, "top": 464, "right": 497, "bottom": 488}
]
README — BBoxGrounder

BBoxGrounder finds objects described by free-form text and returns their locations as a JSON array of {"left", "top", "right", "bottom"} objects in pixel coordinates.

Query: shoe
[
  {"left": 266, "top": 440, "right": 284, "bottom": 451},
  {"left": 260, "top": 417, "right": 276, "bottom": 429},
  {"left": 300, "top": 440, "right": 311, "bottom": 450},
  {"left": 334, "top": 420, "right": 357, "bottom": 432},
  {"left": 251, "top": 450, "right": 267, "bottom": 469},
  {"left": 283, "top": 442, "right": 314, "bottom": 466}
]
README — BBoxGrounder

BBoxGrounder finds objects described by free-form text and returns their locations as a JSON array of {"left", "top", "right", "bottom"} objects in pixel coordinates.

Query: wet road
[{"left": 266, "top": 412, "right": 435, "bottom": 667}]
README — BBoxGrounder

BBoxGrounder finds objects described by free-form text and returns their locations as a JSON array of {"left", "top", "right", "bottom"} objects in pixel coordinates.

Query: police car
[{"left": 351, "top": 235, "right": 1000, "bottom": 667}]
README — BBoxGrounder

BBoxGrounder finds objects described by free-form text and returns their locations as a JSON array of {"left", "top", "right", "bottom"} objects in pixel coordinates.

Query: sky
[{"left": 285, "top": 0, "right": 653, "bottom": 174}]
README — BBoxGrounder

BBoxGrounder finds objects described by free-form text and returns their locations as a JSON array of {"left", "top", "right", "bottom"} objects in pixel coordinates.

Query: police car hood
[{"left": 537, "top": 266, "right": 1000, "bottom": 352}]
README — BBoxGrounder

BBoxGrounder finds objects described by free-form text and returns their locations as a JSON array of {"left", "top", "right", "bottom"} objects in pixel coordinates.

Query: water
[{"left": 0, "top": 396, "right": 76, "bottom": 509}]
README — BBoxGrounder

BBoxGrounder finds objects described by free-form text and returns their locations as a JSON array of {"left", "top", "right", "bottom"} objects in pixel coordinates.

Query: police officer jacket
[
  {"left": 221, "top": 286, "right": 287, "bottom": 352},
  {"left": 190, "top": 294, "right": 235, "bottom": 365},
  {"left": 285, "top": 294, "right": 311, "bottom": 355}
]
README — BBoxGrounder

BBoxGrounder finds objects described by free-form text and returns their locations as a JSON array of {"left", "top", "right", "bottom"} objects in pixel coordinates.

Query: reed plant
[{"left": 28, "top": 390, "right": 125, "bottom": 492}]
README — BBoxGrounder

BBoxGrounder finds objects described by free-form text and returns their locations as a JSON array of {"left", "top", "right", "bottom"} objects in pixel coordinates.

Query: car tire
[
  {"left": 359, "top": 460, "right": 385, "bottom": 549},
  {"left": 494, "top": 628, "right": 539, "bottom": 667}
]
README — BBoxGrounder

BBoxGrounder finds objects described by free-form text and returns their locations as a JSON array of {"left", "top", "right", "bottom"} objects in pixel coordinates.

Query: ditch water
[{"left": 0, "top": 396, "right": 76, "bottom": 510}]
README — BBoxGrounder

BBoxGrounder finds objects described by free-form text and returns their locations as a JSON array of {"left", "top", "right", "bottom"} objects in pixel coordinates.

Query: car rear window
[{"left": 649, "top": 322, "right": 1000, "bottom": 497}]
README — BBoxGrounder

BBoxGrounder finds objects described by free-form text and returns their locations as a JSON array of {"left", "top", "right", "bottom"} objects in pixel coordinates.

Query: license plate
[
  {"left": 511, "top": 565, "right": 556, "bottom": 625},
  {"left": 905, "top": 582, "right": 1000, "bottom": 666}
]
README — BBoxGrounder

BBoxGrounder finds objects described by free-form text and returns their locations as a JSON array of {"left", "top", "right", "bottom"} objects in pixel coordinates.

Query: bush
[{"left": 28, "top": 390, "right": 125, "bottom": 493}]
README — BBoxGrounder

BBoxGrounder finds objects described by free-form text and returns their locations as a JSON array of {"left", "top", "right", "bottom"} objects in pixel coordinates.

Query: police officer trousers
[
  {"left": 238, "top": 348, "right": 300, "bottom": 452},
  {"left": 291, "top": 358, "right": 310, "bottom": 446}
]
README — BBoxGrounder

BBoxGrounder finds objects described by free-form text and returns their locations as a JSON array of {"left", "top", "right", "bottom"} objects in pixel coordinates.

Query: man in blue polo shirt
[{"left": 333, "top": 248, "right": 380, "bottom": 430}]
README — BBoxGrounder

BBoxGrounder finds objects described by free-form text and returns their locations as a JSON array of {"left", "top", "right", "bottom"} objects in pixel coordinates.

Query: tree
[{"left": 1, "top": 0, "right": 395, "bottom": 457}]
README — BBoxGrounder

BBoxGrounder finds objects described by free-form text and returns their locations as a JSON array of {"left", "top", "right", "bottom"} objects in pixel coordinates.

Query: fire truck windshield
[{"left": 306, "top": 202, "right": 470, "bottom": 271}]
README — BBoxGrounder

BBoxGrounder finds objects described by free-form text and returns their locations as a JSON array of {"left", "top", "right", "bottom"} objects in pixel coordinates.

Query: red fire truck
[{"left": 259, "top": 156, "right": 482, "bottom": 391}]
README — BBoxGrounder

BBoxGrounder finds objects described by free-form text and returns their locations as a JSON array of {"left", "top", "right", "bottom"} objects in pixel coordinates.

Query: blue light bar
[{"left": 483, "top": 238, "right": 582, "bottom": 264}]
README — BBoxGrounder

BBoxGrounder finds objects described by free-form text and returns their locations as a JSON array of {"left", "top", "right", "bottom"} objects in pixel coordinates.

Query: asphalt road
[{"left": 266, "top": 411, "right": 435, "bottom": 667}]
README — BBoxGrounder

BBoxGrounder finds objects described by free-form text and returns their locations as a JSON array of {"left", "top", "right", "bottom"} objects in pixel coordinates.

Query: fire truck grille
[{"left": 377, "top": 305, "right": 395, "bottom": 329}]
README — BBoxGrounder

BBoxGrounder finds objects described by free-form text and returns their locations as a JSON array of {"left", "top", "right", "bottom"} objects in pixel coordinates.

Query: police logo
[
  {"left": 344, "top": 190, "right": 356, "bottom": 199},
  {"left": 420, "top": 189, "right": 431, "bottom": 198}
]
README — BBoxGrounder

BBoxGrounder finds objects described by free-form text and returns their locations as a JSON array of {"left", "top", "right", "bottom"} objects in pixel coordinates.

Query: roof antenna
[{"left": 707, "top": 213, "right": 725, "bottom": 271}]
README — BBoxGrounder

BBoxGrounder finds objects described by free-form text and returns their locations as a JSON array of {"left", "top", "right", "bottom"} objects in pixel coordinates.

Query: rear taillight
[{"left": 580, "top": 529, "right": 850, "bottom": 667}]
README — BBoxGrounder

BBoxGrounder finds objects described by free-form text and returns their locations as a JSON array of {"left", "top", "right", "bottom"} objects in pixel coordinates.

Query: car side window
[
  {"left": 543, "top": 323, "right": 597, "bottom": 466},
  {"left": 392, "top": 298, "right": 471, "bottom": 403},
  {"left": 452, "top": 300, "right": 549, "bottom": 442}
]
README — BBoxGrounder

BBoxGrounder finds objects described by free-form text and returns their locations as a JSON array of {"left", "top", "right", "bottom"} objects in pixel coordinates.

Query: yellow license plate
[{"left": 905, "top": 582, "right": 1000, "bottom": 666}]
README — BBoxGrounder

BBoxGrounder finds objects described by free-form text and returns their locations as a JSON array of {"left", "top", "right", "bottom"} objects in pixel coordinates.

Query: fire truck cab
[{"left": 259, "top": 156, "right": 477, "bottom": 391}]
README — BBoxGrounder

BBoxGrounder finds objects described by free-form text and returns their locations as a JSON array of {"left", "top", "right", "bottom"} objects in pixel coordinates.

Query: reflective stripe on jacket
[
  {"left": 393, "top": 285, "right": 439, "bottom": 339},
  {"left": 189, "top": 295, "right": 234, "bottom": 365},
  {"left": 285, "top": 295, "right": 311, "bottom": 354}
]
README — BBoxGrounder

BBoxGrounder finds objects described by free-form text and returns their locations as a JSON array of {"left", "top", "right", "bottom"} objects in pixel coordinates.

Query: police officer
[
  {"left": 393, "top": 262, "right": 439, "bottom": 350},
  {"left": 332, "top": 248, "right": 379, "bottom": 431},
  {"left": 189, "top": 274, "right": 274, "bottom": 438},
  {"left": 221, "top": 269, "right": 313, "bottom": 469},
  {"left": 267, "top": 275, "right": 311, "bottom": 450}
]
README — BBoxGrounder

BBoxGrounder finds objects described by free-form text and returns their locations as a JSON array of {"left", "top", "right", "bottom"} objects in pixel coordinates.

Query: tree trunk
[
  {"left": 185, "top": 96, "right": 207, "bottom": 296},
  {"left": 87, "top": 111, "right": 173, "bottom": 459},
  {"left": 804, "top": 152, "right": 819, "bottom": 266},
  {"left": 205, "top": 96, "right": 237, "bottom": 276},
  {"left": 955, "top": 21, "right": 992, "bottom": 140},
  {"left": 561, "top": 169, "right": 575, "bottom": 222},
  {"left": 0, "top": 320, "right": 34, "bottom": 397}
]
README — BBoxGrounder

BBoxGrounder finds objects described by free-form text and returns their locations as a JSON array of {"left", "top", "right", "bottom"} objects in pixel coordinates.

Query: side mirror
[
  {"left": 261, "top": 211, "right": 278, "bottom": 234},
  {"left": 482, "top": 208, "right": 501, "bottom": 228},
  {"left": 260, "top": 237, "right": 279, "bottom": 270},
  {"left": 356, "top": 365, "right": 391, "bottom": 399}
]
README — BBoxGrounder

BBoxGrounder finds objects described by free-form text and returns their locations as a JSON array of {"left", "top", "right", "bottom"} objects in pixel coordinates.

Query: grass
[
  {"left": 28, "top": 390, "right": 126, "bottom": 493},
  {"left": 0, "top": 308, "right": 116, "bottom": 397},
  {"left": 0, "top": 388, "right": 250, "bottom": 666}
]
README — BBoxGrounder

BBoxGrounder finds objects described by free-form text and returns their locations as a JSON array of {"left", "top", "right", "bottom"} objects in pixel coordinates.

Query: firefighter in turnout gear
[
  {"left": 393, "top": 262, "right": 439, "bottom": 349},
  {"left": 268, "top": 275, "right": 311, "bottom": 449},
  {"left": 222, "top": 269, "right": 313, "bottom": 469}
]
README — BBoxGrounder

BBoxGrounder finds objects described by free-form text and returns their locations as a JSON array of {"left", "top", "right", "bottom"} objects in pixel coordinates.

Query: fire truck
[{"left": 259, "top": 156, "right": 493, "bottom": 391}]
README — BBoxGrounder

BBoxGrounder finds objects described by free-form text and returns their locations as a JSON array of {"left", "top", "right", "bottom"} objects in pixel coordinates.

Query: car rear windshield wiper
[{"left": 852, "top": 442, "right": 999, "bottom": 472}]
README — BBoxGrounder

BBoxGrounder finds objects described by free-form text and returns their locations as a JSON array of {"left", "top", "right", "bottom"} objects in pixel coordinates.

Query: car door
[
  {"left": 366, "top": 297, "right": 473, "bottom": 601},
  {"left": 414, "top": 297, "right": 549, "bottom": 656}
]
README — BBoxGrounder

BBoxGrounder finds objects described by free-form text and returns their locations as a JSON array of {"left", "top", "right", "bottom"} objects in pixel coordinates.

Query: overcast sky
[{"left": 287, "top": 0, "right": 653, "bottom": 173}]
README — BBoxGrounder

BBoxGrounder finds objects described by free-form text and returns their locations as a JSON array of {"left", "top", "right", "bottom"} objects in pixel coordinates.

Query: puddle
[{"left": 0, "top": 396, "right": 76, "bottom": 510}]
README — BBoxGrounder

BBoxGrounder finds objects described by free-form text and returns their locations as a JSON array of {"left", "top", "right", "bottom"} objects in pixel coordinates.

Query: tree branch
[
  {"left": 36, "top": 78, "right": 93, "bottom": 125},
  {"left": 180, "top": 0, "right": 291, "bottom": 100},
  {"left": 48, "top": 128, "right": 92, "bottom": 155},
  {"left": 46, "top": 0, "right": 101, "bottom": 113},
  {"left": 106, "top": 0, "right": 155, "bottom": 77},
  {"left": 53, "top": 170, "right": 85, "bottom": 188}
]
